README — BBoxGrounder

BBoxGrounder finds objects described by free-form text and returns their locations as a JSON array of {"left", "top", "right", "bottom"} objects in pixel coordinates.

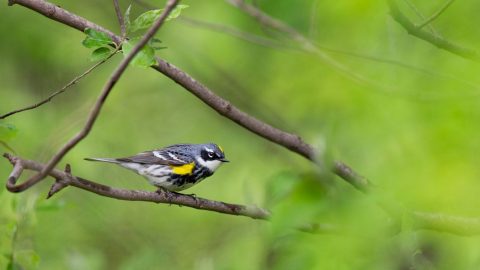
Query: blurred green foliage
[
  {"left": 0, "top": 124, "right": 17, "bottom": 143},
  {"left": 2, "top": 0, "right": 480, "bottom": 269}
]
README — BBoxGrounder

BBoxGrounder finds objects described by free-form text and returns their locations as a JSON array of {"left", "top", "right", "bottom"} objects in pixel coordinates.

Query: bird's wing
[{"left": 116, "top": 148, "right": 192, "bottom": 166}]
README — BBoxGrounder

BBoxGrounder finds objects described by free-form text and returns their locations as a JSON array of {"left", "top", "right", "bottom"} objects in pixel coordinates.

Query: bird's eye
[{"left": 207, "top": 152, "right": 214, "bottom": 158}]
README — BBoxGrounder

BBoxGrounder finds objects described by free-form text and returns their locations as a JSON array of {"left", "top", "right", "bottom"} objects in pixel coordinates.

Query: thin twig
[
  {"left": 0, "top": 52, "right": 117, "bottom": 120},
  {"left": 226, "top": 0, "right": 304, "bottom": 43},
  {"left": 179, "top": 17, "right": 290, "bottom": 49},
  {"left": 0, "top": 141, "right": 16, "bottom": 154},
  {"left": 5, "top": 0, "right": 181, "bottom": 193},
  {"left": 3, "top": 153, "right": 270, "bottom": 219},
  {"left": 387, "top": 0, "right": 480, "bottom": 62},
  {"left": 416, "top": 0, "right": 455, "bottom": 29},
  {"left": 402, "top": 0, "right": 438, "bottom": 36},
  {"left": 113, "top": 0, "right": 126, "bottom": 37}
]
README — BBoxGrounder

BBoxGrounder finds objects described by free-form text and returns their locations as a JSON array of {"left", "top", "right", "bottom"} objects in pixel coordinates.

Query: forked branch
[{"left": 387, "top": 0, "right": 480, "bottom": 61}]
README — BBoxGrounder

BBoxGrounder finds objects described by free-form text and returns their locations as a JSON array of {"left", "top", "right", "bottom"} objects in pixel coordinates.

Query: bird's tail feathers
[{"left": 84, "top": 157, "right": 119, "bottom": 163}]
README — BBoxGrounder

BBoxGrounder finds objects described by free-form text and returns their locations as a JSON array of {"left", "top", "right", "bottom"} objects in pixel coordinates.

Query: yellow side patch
[{"left": 170, "top": 163, "right": 195, "bottom": 175}]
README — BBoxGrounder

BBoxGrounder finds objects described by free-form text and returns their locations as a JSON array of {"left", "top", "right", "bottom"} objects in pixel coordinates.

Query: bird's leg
[
  {"left": 155, "top": 187, "right": 166, "bottom": 195},
  {"left": 184, "top": 192, "right": 199, "bottom": 204},
  {"left": 155, "top": 188, "right": 199, "bottom": 205},
  {"left": 155, "top": 187, "right": 177, "bottom": 205}
]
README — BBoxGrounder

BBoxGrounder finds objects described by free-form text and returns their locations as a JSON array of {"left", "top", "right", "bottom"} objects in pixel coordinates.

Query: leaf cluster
[{"left": 81, "top": 5, "right": 189, "bottom": 68}]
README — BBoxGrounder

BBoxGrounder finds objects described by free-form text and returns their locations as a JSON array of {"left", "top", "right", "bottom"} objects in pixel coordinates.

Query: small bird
[{"left": 85, "top": 143, "right": 228, "bottom": 191}]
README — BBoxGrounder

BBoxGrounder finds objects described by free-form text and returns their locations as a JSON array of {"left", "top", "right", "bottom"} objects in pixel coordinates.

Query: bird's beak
[{"left": 220, "top": 158, "right": 229, "bottom": 163}]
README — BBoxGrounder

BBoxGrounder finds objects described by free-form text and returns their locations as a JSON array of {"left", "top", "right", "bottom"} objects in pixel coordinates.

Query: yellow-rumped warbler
[{"left": 85, "top": 143, "right": 228, "bottom": 191}]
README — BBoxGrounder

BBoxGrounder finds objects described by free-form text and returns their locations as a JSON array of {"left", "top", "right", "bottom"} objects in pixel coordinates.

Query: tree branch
[
  {"left": 226, "top": 0, "right": 302, "bottom": 41},
  {"left": 411, "top": 211, "right": 480, "bottom": 236},
  {"left": 387, "top": 0, "right": 480, "bottom": 62},
  {"left": 8, "top": 0, "right": 122, "bottom": 46},
  {"left": 6, "top": 0, "right": 180, "bottom": 193},
  {"left": 3, "top": 153, "right": 270, "bottom": 219},
  {"left": 179, "top": 16, "right": 289, "bottom": 49},
  {"left": 151, "top": 59, "right": 316, "bottom": 159},
  {"left": 112, "top": 0, "right": 126, "bottom": 37}
]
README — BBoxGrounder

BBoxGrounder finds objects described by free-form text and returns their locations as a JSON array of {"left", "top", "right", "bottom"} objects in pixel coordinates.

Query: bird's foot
[
  {"left": 185, "top": 193, "right": 200, "bottom": 204},
  {"left": 155, "top": 189, "right": 199, "bottom": 205},
  {"left": 156, "top": 188, "right": 178, "bottom": 204}
]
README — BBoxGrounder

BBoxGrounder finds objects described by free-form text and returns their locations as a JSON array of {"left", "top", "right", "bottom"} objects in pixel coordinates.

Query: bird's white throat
[{"left": 196, "top": 157, "right": 223, "bottom": 172}]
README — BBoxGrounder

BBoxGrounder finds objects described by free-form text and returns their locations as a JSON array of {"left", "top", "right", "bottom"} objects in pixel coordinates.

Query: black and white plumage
[{"left": 85, "top": 143, "right": 228, "bottom": 191}]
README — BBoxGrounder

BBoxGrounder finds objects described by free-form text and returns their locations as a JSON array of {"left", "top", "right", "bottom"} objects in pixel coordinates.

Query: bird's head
[{"left": 196, "top": 143, "right": 229, "bottom": 172}]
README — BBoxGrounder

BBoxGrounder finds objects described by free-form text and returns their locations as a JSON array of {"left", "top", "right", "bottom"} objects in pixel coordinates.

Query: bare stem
[
  {"left": 416, "top": 0, "right": 455, "bottom": 29},
  {"left": 402, "top": 0, "right": 438, "bottom": 35},
  {"left": 113, "top": 0, "right": 126, "bottom": 37}
]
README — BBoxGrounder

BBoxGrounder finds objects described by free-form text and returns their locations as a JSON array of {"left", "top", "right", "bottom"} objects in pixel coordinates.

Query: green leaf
[
  {"left": 124, "top": 5, "right": 132, "bottom": 33},
  {"left": 129, "top": 5, "right": 189, "bottom": 32},
  {"left": 82, "top": 28, "right": 114, "bottom": 48},
  {"left": 90, "top": 47, "right": 112, "bottom": 62},
  {"left": 0, "top": 123, "right": 17, "bottom": 142},
  {"left": 151, "top": 46, "right": 167, "bottom": 51},
  {"left": 166, "top": 4, "right": 189, "bottom": 21},
  {"left": 149, "top": 38, "right": 167, "bottom": 50},
  {"left": 130, "top": 9, "right": 162, "bottom": 33},
  {"left": 150, "top": 38, "right": 162, "bottom": 44},
  {"left": 122, "top": 41, "right": 156, "bottom": 68}
]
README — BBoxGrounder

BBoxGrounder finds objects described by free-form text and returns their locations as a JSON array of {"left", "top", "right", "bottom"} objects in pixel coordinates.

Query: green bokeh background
[{"left": 2, "top": 0, "right": 480, "bottom": 269}]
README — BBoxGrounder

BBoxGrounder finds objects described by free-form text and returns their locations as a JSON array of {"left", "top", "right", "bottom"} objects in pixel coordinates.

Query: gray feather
[{"left": 84, "top": 157, "right": 119, "bottom": 163}]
